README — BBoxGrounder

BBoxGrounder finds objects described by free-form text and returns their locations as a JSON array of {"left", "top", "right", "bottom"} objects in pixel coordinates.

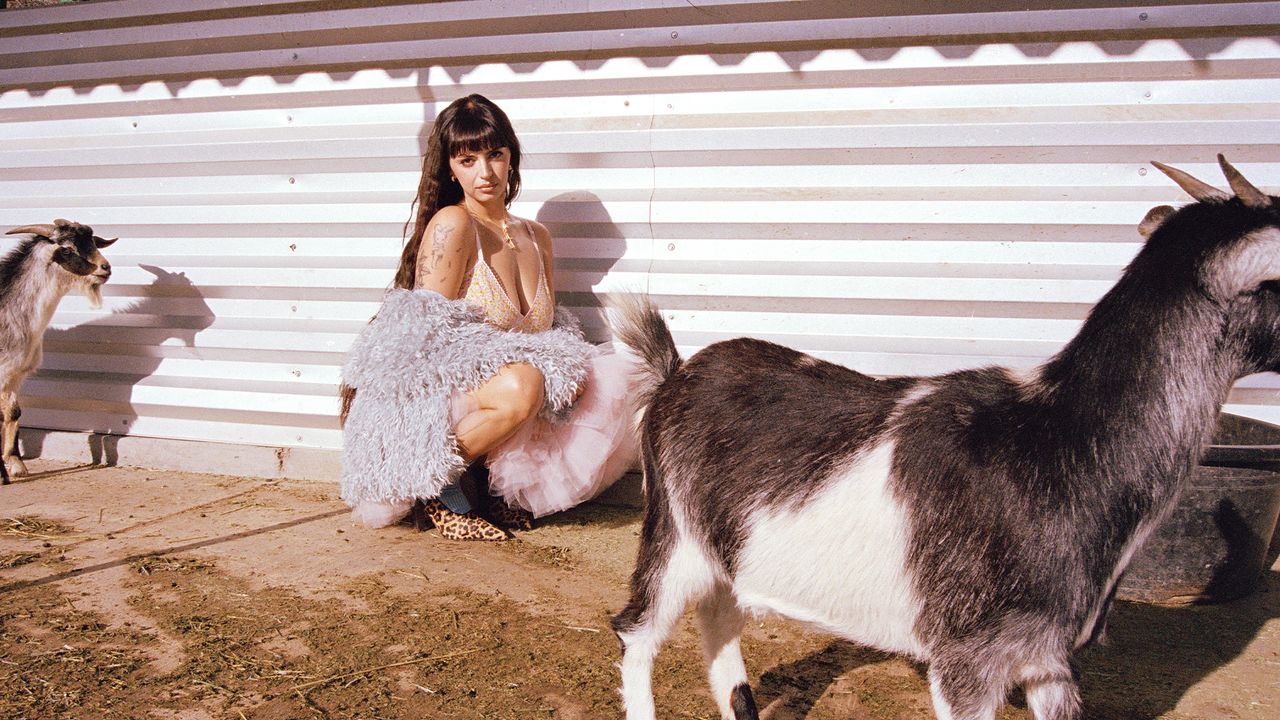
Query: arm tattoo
[{"left": 416, "top": 222, "right": 454, "bottom": 283}]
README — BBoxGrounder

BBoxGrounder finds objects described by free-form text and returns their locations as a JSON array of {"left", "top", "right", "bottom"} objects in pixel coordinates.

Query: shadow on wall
[
  {"left": 536, "top": 191, "right": 630, "bottom": 343},
  {"left": 9, "top": 17, "right": 1262, "bottom": 98},
  {"left": 20, "top": 264, "right": 215, "bottom": 465}
]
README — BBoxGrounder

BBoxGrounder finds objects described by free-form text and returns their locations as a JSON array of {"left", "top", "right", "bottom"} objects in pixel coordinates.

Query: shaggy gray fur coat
[{"left": 340, "top": 288, "right": 595, "bottom": 507}]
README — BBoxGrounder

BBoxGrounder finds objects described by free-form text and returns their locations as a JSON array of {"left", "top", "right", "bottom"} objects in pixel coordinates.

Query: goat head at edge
[{"left": 6, "top": 219, "right": 117, "bottom": 248}]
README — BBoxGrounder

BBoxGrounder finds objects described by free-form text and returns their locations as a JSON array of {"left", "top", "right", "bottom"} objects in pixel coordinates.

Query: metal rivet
[
  {"left": 1139, "top": 167, "right": 1148, "bottom": 176},
  {"left": 671, "top": 31, "right": 679, "bottom": 39},
  {"left": 1139, "top": 12, "right": 1148, "bottom": 21},
  {"left": 288, "top": 177, "right": 296, "bottom": 184},
  {"left": 667, "top": 243, "right": 676, "bottom": 251}
]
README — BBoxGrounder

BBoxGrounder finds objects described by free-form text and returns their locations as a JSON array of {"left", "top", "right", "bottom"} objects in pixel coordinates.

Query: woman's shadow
[
  {"left": 536, "top": 190, "right": 631, "bottom": 344},
  {"left": 20, "top": 264, "right": 216, "bottom": 466},
  {"left": 528, "top": 191, "right": 642, "bottom": 526}
]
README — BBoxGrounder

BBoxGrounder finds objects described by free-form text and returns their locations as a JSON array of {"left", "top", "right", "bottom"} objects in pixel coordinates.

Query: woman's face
[{"left": 449, "top": 146, "right": 512, "bottom": 205}]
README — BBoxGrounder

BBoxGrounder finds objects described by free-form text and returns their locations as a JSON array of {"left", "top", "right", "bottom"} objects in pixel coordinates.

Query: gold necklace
[
  {"left": 470, "top": 210, "right": 516, "bottom": 249},
  {"left": 499, "top": 218, "right": 516, "bottom": 249}
]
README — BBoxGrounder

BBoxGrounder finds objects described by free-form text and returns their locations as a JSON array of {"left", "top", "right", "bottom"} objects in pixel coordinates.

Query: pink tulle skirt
[{"left": 451, "top": 348, "right": 640, "bottom": 517}]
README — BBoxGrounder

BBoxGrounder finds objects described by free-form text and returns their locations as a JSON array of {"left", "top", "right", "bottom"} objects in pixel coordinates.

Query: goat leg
[
  {"left": 1021, "top": 657, "right": 1083, "bottom": 720},
  {"left": 695, "top": 586, "right": 756, "bottom": 720},
  {"left": 1, "top": 394, "right": 25, "bottom": 482}
]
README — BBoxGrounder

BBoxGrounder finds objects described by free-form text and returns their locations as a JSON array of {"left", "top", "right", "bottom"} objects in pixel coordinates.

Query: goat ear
[
  {"left": 1203, "top": 228, "right": 1280, "bottom": 300},
  {"left": 1152, "top": 160, "right": 1230, "bottom": 202},
  {"left": 1138, "top": 205, "right": 1175, "bottom": 238},
  {"left": 1218, "top": 154, "right": 1270, "bottom": 209},
  {"left": 6, "top": 224, "right": 57, "bottom": 238},
  {"left": 94, "top": 236, "right": 117, "bottom": 248}
]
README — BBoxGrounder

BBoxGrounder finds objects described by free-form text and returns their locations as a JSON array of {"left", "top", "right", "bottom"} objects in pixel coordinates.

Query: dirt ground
[{"left": 1, "top": 459, "right": 1277, "bottom": 720}]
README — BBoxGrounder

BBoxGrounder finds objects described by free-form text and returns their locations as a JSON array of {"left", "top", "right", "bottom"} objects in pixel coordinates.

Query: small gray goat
[
  {"left": 608, "top": 156, "right": 1279, "bottom": 720},
  {"left": 0, "top": 220, "right": 115, "bottom": 484}
]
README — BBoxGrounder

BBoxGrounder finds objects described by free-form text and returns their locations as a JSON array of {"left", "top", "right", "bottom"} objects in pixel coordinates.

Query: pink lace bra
[{"left": 460, "top": 215, "right": 554, "bottom": 333}]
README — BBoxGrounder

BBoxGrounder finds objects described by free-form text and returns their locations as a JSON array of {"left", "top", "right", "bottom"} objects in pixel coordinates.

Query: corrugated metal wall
[{"left": 2, "top": 0, "right": 1278, "bottom": 478}]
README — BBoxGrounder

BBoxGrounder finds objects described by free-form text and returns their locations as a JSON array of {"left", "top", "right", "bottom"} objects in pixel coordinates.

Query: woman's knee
[{"left": 489, "top": 364, "right": 545, "bottom": 422}]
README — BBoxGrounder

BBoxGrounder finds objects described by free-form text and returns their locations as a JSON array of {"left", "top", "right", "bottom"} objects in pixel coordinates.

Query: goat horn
[
  {"left": 1218, "top": 154, "right": 1270, "bottom": 209},
  {"left": 5, "top": 224, "right": 57, "bottom": 238},
  {"left": 94, "top": 236, "right": 118, "bottom": 248},
  {"left": 1151, "top": 161, "right": 1229, "bottom": 202}
]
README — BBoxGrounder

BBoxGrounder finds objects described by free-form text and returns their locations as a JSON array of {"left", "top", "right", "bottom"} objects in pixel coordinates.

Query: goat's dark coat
[{"left": 609, "top": 157, "right": 1280, "bottom": 720}]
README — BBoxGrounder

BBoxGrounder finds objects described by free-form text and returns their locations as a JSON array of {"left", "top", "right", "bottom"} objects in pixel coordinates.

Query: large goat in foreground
[
  {"left": 0, "top": 220, "right": 115, "bottom": 484},
  {"left": 608, "top": 156, "right": 1280, "bottom": 720}
]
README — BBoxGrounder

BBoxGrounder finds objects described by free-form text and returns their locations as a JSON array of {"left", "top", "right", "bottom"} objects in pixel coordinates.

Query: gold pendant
[{"left": 502, "top": 220, "right": 516, "bottom": 249}]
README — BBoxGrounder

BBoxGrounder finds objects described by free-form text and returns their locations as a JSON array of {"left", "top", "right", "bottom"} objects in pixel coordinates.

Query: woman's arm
[{"left": 414, "top": 205, "right": 473, "bottom": 299}]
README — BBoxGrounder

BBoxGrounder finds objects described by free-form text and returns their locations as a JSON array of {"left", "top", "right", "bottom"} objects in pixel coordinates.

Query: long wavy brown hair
[
  {"left": 393, "top": 94, "right": 524, "bottom": 290},
  {"left": 341, "top": 96, "right": 526, "bottom": 425}
]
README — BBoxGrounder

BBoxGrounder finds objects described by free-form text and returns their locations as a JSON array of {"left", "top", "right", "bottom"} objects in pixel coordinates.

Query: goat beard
[{"left": 80, "top": 278, "right": 105, "bottom": 309}]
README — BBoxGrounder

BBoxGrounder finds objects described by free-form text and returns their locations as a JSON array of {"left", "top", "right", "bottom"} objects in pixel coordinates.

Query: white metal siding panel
[{"left": 1, "top": 0, "right": 1278, "bottom": 476}]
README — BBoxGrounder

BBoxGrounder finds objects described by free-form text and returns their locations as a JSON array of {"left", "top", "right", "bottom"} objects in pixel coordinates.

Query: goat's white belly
[{"left": 731, "top": 441, "right": 926, "bottom": 657}]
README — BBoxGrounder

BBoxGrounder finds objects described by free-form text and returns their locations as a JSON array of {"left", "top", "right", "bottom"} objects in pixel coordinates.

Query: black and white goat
[
  {"left": 608, "top": 156, "right": 1280, "bottom": 720},
  {"left": 0, "top": 220, "right": 115, "bottom": 484}
]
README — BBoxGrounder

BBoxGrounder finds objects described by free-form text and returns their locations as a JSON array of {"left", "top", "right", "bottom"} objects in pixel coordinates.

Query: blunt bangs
[{"left": 445, "top": 111, "right": 516, "bottom": 159}]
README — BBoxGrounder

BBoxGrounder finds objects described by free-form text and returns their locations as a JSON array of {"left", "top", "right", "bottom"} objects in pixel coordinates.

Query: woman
[{"left": 339, "top": 94, "right": 637, "bottom": 540}]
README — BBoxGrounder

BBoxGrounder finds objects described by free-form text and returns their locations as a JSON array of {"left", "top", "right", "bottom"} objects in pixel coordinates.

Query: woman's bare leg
[{"left": 453, "top": 363, "right": 545, "bottom": 462}]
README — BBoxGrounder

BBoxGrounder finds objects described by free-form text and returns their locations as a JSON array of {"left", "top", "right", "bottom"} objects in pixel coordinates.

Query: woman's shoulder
[
  {"left": 519, "top": 216, "right": 552, "bottom": 245},
  {"left": 430, "top": 204, "right": 471, "bottom": 228},
  {"left": 422, "top": 205, "right": 474, "bottom": 250}
]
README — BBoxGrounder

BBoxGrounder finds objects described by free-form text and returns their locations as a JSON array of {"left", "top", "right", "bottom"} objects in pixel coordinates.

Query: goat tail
[{"left": 605, "top": 292, "right": 682, "bottom": 408}]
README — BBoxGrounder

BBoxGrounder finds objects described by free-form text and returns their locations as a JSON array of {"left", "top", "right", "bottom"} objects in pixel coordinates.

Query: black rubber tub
[{"left": 1118, "top": 413, "right": 1280, "bottom": 605}]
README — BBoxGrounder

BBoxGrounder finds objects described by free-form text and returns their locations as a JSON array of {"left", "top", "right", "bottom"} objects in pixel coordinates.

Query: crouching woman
[{"left": 339, "top": 94, "right": 638, "bottom": 540}]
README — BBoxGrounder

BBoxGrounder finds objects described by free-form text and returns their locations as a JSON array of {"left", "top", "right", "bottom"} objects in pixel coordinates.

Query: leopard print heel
[
  {"left": 487, "top": 496, "right": 534, "bottom": 531},
  {"left": 420, "top": 498, "right": 508, "bottom": 541}
]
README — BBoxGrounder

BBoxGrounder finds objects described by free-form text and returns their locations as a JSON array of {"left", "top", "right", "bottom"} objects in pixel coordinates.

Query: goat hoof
[{"left": 2, "top": 456, "right": 27, "bottom": 478}]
